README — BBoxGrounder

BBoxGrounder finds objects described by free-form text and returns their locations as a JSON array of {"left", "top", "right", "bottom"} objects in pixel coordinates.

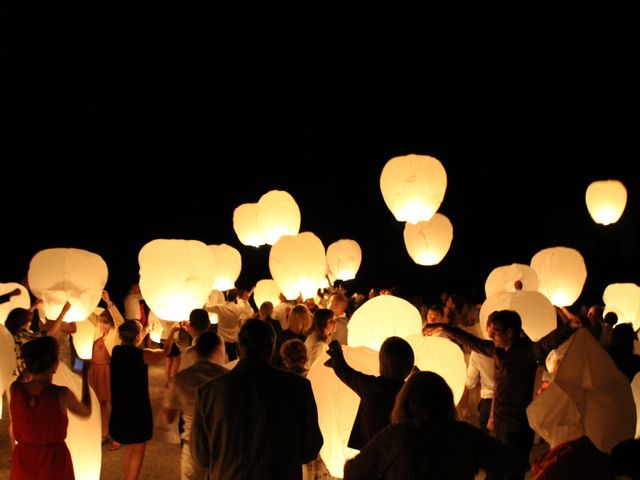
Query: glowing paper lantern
[
  {"left": 530, "top": 247, "right": 587, "bottom": 307},
  {"left": 233, "top": 203, "right": 264, "bottom": 247},
  {"left": 527, "top": 329, "right": 636, "bottom": 453},
  {"left": 53, "top": 362, "right": 101, "bottom": 479},
  {"left": 208, "top": 244, "right": 242, "bottom": 291},
  {"left": 72, "top": 318, "right": 97, "bottom": 360},
  {"left": 0, "top": 282, "right": 30, "bottom": 325},
  {"left": 253, "top": 279, "right": 281, "bottom": 310},
  {"left": 479, "top": 290, "right": 556, "bottom": 342},
  {"left": 403, "top": 213, "right": 453, "bottom": 266},
  {"left": 405, "top": 334, "right": 466, "bottom": 404},
  {"left": 484, "top": 264, "right": 539, "bottom": 298},
  {"left": 269, "top": 232, "right": 326, "bottom": 300},
  {"left": 28, "top": 248, "right": 108, "bottom": 322},
  {"left": 147, "top": 312, "right": 164, "bottom": 343},
  {"left": 380, "top": 154, "right": 447, "bottom": 224},
  {"left": 139, "top": 239, "right": 216, "bottom": 321},
  {"left": 326, "top": 239, "right": 362, "bottom": 281},
  {"left": 257, "top": 190, "right": 301, "bottom": 245},
  {"left": 0, "top": 324, "right": 16, "bottom": 418},
  {"left": 585, "top": 180, "right": 627, "bottom": 225},
  {"left": 603, "top": 283, "right": 640, "bottom": 332},
  {"left": 348, "top": 295, "right": 423, "bottom": 350},
  {"left": 307, "top": 345, "right": 379, "bottom": 478}
]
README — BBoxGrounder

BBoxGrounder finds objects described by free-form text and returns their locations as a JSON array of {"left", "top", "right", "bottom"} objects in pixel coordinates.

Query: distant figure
[
  {"left": 606, "top": 322, "right": 640, "bottom": 382},
  {"left": 600, "top": 311, "right": 619, "bottom": 349},
  {"left": 305, "top": 308, "right": 336, "bottom": 369},
  {"left": 328, "top": 292, "right": 350, "bottom": 345},
  {"left": 9, "top": 335, "right": 91, "bottom": 480},
  {"left": 191, "top": 318, "right": 323, "bottom": 479},
  {"left": 343, "top": 371, "right": 528, "bottom": 479},
  {"left": 280, "top": 338, "right": 308, "bottom": 376},
  {"left": 257, "top": 301, "right": 282, "bottom": 337},
  {"left": 178, "top": 308, "right": 214, "bottom": 372}
]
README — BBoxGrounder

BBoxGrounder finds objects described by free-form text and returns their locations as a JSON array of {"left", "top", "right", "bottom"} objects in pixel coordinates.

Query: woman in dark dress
[{"left": 109, "top": 320, "right": 180, "bottom": 480}]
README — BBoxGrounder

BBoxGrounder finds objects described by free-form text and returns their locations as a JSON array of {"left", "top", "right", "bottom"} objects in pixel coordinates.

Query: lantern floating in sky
[
  {"left": 233, "top": 203, "right": 264, "bottom": 247},
  {"left": 585, "top": 180, "right": 627, "bottom": 225},
  {"left": 253, "top": 279, "right": 281, "bottom": 310},
  {"left": 269, "top": 232, "right": 326, "bottom": 301},
  {"left": 403, "top": 213, "right": 453, "bottom": 266},
  {"left": 28, "top": 248, "right": 108, "bottom": 322},
  {"left": 0, "top": 282, "right": 30, "bottom": 325},
  {"left": 530, "top": 246, "right": 587, "bottom": 307},
  {"left": 380, "top": 154, "right": 447, "bottom": 224},
  {"left": 603, "top": 283, "right": 640, "bottom": 332},
  {"left": 484, "top": 263, "right": 539, "bottom": 298},
  {"left": 208, "top": 244, "right": 242, "bottom": 291},
  {"left": 139, "top": 239, "right": 216, "bottom": 321},
  {"left": 0, "top": 324, "right": 16, "bottom": 418},
  {"left": 348, "top": 295, "right": 423, "bottom": 351},
  {"left": 257, "top": 190, "right": 301, "bottom": 245},
  {"left": 326, "top": 239, "right": 362, "bottom": 282}
]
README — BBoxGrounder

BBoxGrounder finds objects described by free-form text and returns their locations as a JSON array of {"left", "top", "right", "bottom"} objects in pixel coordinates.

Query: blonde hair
[{"left": 286, "top": 304, "right": 312, "bottom": 334}]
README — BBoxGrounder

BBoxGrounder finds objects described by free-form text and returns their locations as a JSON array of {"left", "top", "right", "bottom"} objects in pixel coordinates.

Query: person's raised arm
[
  {"left": 43, "top": 301, "right": 71, "bottom": 338},
  {"left": 102, "top": 290, "right": 124, "bottom": 327},
  {"left": 423, "top": 322, "right": 495, "bottom": 357},
  {"left": 60, "top": 360, "right": 91, "bottom": 417},
  {"left": 142, "top": 322, "right": 181, "bottom": 364}
]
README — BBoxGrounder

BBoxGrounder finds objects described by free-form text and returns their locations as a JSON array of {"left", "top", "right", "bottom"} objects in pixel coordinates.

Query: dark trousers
[
  {"left": 225, "top": 341, "right": 238, "bottom": 361},
  {"left": 489, "top": 426, "right": 534, "bottom": 480},
  {"left": 478, "top": 398, "right": 492, "bottom": 434}
]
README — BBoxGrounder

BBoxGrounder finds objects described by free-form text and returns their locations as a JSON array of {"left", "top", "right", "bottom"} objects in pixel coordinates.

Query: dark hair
[
  {"left": 5, "top": 307, "right": 31, "bottom": 335},
  {"left": 604, "top": 311, "right": 619, "bottom": 327},
  {"left": 118, "top": 320, "right": 142, "bottom": 345},
  {"left": 391, "top": 371, "right": 455, "bottom": 424},
  {"left": 98, "top": 308, "right": 114, "bottom": 326},
  {"left": 238, "top": 318, "right": 275, "bottom": 360},
  {"left": 310, "top": 308, "right": 334, "bottom": 341},
  {"left": 189, "top": 308, "right": 210, "bottom": 333},
  {"left": 491, "top": 310, "right": 522, "bottom": 335},
  {"left": 280, "top": 338, "right": 307, "bottom": 370},
  {"left": 379, "top": 336, "right": 415, "bottom": 381},
  {"left": 195, "top": 331, "right": 223, "bottom": 358},
  {"left": 611, "top": 323, "right": 637, "bottom": 354},
  {"left": 21, "top": 336, "right": 59, "bottom": 374},
  {"left": 259, "top": 301, "right": 274, "bottom": 317}
]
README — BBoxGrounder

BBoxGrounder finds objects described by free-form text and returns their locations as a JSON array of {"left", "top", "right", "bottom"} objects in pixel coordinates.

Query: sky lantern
[
  {"left": 484, "top": 263, "right": 539, "bottom": 298},
  {"left": 269, "top": 232, "right": 326, "bottom": 300},
  {"left": 253, "top": 279, "right": 281, "bottom": 310},
  {"left": 0, "top": 282, "right": 30, "bottom": 325},
  {"left": 326, "top": 239, "right": 362, "bottom": 281},
  {"left": 348, "top": 295, "right": 423, "bottom": 350},
  {"left": 585, "top": 179, "right": 627, "bottom": 225},
  {"left": 208, "top": 244, "right": 242, "bottom": 291},
  {"left": 233, "top": 203, "right": 264, "bottom": 247},
  {"left": 28, "top": 248, "right": 108, "bottom": 322},
  {"left": 527, "top": 329, "right": 636, "bottom": 453},
  {"left": 257, "top": 190, "right": 301, "bottom": 245},
  {"left": 480, "top": 290, "right": 556, "bottom": 342},
  {"left": 139, "top": 239, "right": 216, "bottom": 321},
  {"left": 379, "top": 154, "right": 447, "bottom": 224},
  {"left": 72, "top": 317, "right": 98, "bottom": 360},
  {"left": 402, "top": 213, "right": 453, "bottom": 266},
  {"left": 530, "top": 247, "right": 587, "bottom": 307},
  {"left": 405, "top": 334, "right": 466, "bottom": 404},
  {"left": 307, "top": 345, "right": 379, "bottom": 478},
  {"left": 603, "top": 283, "right": 640, "bottom": 331},
  {"left": 0, "top": 324, "right": 16, "bottom": 418},
  {"left": 53, "top": 362, "right": 101, "bottom": 479}
]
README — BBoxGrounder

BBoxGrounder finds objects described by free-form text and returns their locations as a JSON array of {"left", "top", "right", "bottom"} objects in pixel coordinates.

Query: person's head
[
  {"left": 611, "top": 438, "right": 640, "bottom": 478},
  {"left": 226, "top": 288, "right": 239, "bottom": 303},
  {"left": 303, "top": 297, "right": 317, "bottom": 313},
  {"left": 4, "top": 307, "right": 33, "bottom": 335},
  {"left": 97, "top": 308, "right": 115, "bottom": 334},
  {"left": 21, "top": 335, "right": 59, "bottom": 375},
  {"left": 611, "top": 323, "right": 637, "bottom": 354},
  {"left": 189, "top": 308, "right": 210, "bottom": 335},
  {"left": 604, "top": 311, "right": 619, "bottom": 327},
  {"left": 587, "top": 305, "right": 604, "bottom": 324},
  {"left": 287, "top": 304, "right": 312, "bottom": 334},
  {"left": 259, "top": 301, "right": 274, "bottom": 320},
  {"left": 488, "top": 310, "right": 521, "bottom": 349},
  {"left": 328, "top": 292, "right": 349, "bottom": 316},
  {"left": 280, "top": 338, "right": 308, "bottom": 372},
  {"left": 195, "top": 330, "right": 224, "bottom": 362},
  {"left": 427, "top": 304, "right": 445, "bottom": 324},
  {"left": 391, "top": 371, "right": 455, "bottom": 424},
  {"left": 379, "top": 336, "right": 415, "bottom": 381},
  {"left": 309, "top": 308, "right": 336, "bottom": 341},
  {"left": 238, "top": 318, "right": 275, "bottom": 361},
  {"left": 118, "top": 320, "right": 143, "bottom": 346}
]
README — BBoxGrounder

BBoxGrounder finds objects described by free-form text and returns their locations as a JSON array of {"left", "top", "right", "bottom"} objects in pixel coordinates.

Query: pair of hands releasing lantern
[
  {"left": 585, "top": 180, "right": 627, "bottom": 225},
  {"left": 233, "top": 190, "right": 301, "bottom": 247},
  {"left": 307, "top": 295, "right": 466, "bottom": 478}
]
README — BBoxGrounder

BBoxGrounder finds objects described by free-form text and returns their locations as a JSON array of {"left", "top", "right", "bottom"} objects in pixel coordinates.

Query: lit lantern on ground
[
  {"left": 307, "top": 345, "right": 379, "bottom": 478},
  {"left": 326, "top": 239, "right": 362, "bottom": 281},
  {"left": 253, "top": 279, "right": 281, "bottom": 310},
  {"left": 53, "top": 362, "right": 101, "bottom": 479},
  {"left": 480, "top": 291, "right": 556, "bottom": 342},
  {"left": 530, "top": 247, "right": 587, "bottom": 307},
  {"left": 405, "top": 334, "right": 466, "bottom": 404},
  {"left": 348, "top": 295, "right": 423, "bottom": 350},
  {"left": 72, "top": 317, "right": 97, "bottom": 360},
  {"left": 484, "top": 264, "right": 539, "bottom": 298},
  {"left": 527, "top": 329, "right": 636, "bottom": 453},
  {"left": 0, "top": 283, "right": 30, "bottom": 325},
  {"left": 403, "top": 213, "right": 453, "bottom": 266},
  {"left": 28, "top": 248, "right": 108, "bottom": 322},
  {"left": 233, "top": 203, "right": 264, "bottom": 247},
  {"left": 603, "top": 283, "right": 640, "bottom": 332},
  {"left": 380, "top": 154, "right": 447, "bottom": 224},
  {"left": 257, "top": 190, "right": 301, "bottom": 245},
  {"left": 0, "top": 324, "right": 16, "bottom": 418},
  {"left": 139, "top": 239, "right": 216, "bottom": 321},
  {"left": 208, "top": 244, "right": 242, "bottom": 291},
  {"left": 269, "top": 232, "right": 326, "bottom": 301},
  {"left": 585, "top": 180, "right": 627, "bottom": 225}
]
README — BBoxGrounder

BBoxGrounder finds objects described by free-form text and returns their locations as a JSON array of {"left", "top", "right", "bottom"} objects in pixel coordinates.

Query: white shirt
[{"left": 465, "top": 351, "right": 495, "bottom": 399}]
